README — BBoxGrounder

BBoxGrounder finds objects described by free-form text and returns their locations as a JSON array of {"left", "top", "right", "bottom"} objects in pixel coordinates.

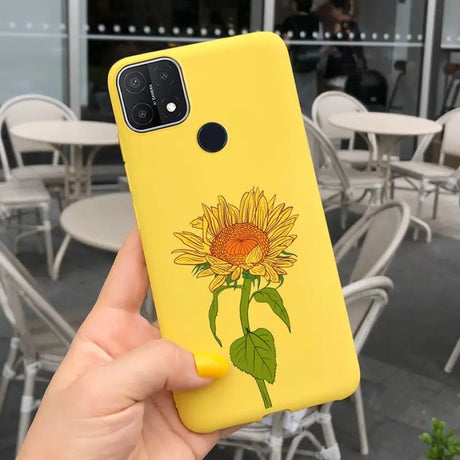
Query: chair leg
[
  {"left": 233, "top": 448, "right": 244, "bottom": 460},
  {"left": 340, "top": 193, "right": 348, "bottom": 229},
  {"left": 0, "top": 337, "right": 20, "bottom": 416},
  {"left": 318, "top": 402, "right": 338, "bottom": 450},
  {"left": 353, "top": 384, "right": 369, "bottom": 455},
  {"left": 390, "top": 175, "right": 395, "bottom": 199},
  {"left": 444, "top": 337, "right": 460, "bottom": 373},
  {"left": 39, "top": 203, "right": 54, "bottom": 278},
  {"left": 432, "top": 185, "right": 440, "bottom": 220},
  {"left": 268, "top": 440, "right": 282, "bottom": 460},
  {"left": 51, "top": 233, "right": 72, "bottom": 281},
  {"left": 410, "top": 216, "right": 432, "bottom": 243},
  {"left": 16, "top": 362, "right": 40, "bottom": 453},
  {"left": 14, "top": 210, "right": 23, "bottom": 253}
]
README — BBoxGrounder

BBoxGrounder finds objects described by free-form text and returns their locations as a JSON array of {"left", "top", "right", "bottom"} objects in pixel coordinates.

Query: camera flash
[{"left": 166, "top": 102, "right": 177, "bottom": 112}]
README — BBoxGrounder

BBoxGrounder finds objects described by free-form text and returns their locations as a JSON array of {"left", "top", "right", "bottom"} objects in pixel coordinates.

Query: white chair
[
  {"left": 333, "top": 201, "right": 410, "bottom": 454},
  {"left": 0, "top": 94, "right": 77, "bottom": 201},
  {"left": 303, "top": 115, "right": 385, "bottom": 228},
  {"left": 312, "top": 91, "right": 382, "bottom": 170},
  {"left": 0, "top": 240, "right": 74, "bottom": 452},
  {"left": 219, "top": 276, "right": 393, "bottom": 460},
  {"left": 0, "top": 179, "right": 54, "bottom": 277},
  {"left": 390, "top": 108, "right": 460, "bottom": 220}
]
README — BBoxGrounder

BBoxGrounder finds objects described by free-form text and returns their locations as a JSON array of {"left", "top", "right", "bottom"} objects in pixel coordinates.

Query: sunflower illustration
[
  {"left": 173, "top": 188, "right": 298, "bottom": 408},
  {"left": 173, "top": 188, "right": 298, "bottom": 291}
]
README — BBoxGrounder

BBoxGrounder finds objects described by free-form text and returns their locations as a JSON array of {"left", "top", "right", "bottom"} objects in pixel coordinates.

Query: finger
[
  {"left": 94, "top": 226, "right": 149, "bottom": 314},
  {"left": 75, "top": 339, "right": 228, "bottom": 416}
]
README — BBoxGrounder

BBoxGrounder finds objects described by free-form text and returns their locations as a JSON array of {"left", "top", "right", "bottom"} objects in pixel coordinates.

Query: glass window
[
  {"left": 0, "top": 0, "right": 68, "bottom": 104},
  {"left": 81, "top": 0, "right": 259, "bottom": 120},
  {"left": 274, "top": 0, "right": 427, "bottom": 129}
]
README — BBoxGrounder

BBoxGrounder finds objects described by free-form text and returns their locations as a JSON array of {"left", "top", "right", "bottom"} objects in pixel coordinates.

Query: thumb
[{"left": 74, "top": 339, "right": 228, "bottom": 415}]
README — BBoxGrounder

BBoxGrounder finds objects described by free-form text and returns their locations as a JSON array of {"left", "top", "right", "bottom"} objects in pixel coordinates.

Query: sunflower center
[{"left": 210, "top": 223, "right": 269, "bottom": 266}]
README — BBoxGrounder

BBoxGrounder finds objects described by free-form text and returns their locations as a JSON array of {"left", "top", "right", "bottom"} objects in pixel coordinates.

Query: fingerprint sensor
[{"left": 197, "top": 122, "right": 228, "bottom": 153}]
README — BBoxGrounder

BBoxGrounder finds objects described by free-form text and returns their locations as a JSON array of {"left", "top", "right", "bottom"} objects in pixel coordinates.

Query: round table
[
  {"left": 329, "top": 112, "right": 443, "bottom": 242},
  {"left": 52, "top": 192, "right": 135, "bottom": 280},
  {"left": 10, "top": 120, "right": 119, "bottom": 202},
  {"left": 51, "top": 191, "right": 154, "bottom": 318},
  {"left": 328, "top": 112, "right": 442, "bottom": 169}
]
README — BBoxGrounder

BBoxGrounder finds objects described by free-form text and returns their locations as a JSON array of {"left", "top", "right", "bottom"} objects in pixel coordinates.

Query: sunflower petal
[
  {"left": 202, "top": 204, "right": 221, "bottom": 237},
  {"left": 228, "top": 203, "right": 239, "bottom": 224},
  {"left": 206, "top": 255, "right": 232, "bottom": 268},
  {"left": 174, "top": 253, "right": 208, "bottom": 265},
  {"left": 239, "top": 190, "right": 252, "bottom": 222},
  {"left": 245, "top": 245, "right": 263, "bottom": 264},
  {"left": 217, "top": 196, "right": 231, "bottom": 228},
  {"left": 196, "top": 268, "right": 214, "bottom": 278},
  {"left": 268, "top": 236, "right": 297, "bottom": 257},
  {"left": 268, "top": 194, "right": 276, "bottom": 210},
  {"left": 273, "top": 257, "right": 297, "bottom": 268},
  {"left": 267, "top": 215, "right": 298, "bottom": 240},
  {"left": 255, "top": 193, "right": 269, "bottom": 230},
  {"left": 231, "top": 266, "right": 243, "bottom": 281},
  {"left": 250, "top": 264, "right": 265, "bottom": 276},
  {"left": 209, "top": 275, "right": 226, "bottom": 292},
  {"left": 266, "top": 203, "right": 284, "bottom": 230},
  {"left": 263, "top": 262, "right": 280, "bottom": 283},
  {"left": 190, "top": 217, "right": 203, "bottom": 229},
  {"left": 174, "top": 231, "right": 207, "bottom": 251}
]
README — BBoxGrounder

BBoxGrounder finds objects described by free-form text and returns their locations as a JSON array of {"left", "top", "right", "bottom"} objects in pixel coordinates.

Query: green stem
[
  {"left": 239, "top": 277, "right": 252, "bottom": 334},
  {"left": 256, "top": 378, "right": 272, "bottom": 409}
]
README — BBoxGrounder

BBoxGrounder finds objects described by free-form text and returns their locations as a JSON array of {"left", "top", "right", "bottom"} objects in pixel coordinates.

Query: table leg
[
  {"left": 52, "top": 233, "right": 72, "bottom": 281},
  {"left": 85, "top": 146, "right": 103, "bottom": 197},
  {"left": 375, "top": 134, "right": 404, "bottom": 199},
  {"left": 376, "top": 135, "right": 433, "bottom": 243}
]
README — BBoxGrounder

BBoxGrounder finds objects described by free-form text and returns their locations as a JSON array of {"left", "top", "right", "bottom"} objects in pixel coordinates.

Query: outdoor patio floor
[{"left": 0, "top": 186, "right": 459, "bottom": 459}]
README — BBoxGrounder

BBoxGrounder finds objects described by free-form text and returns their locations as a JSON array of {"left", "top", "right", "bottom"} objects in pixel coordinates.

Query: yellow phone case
[{"left": 108, "top": 32, "right": 359, "bottom": 432}]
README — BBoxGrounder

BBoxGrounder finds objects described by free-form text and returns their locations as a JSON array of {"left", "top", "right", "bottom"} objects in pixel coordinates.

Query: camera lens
[
  {"left": 152, "top": 63, "right": 176, "bottom": 87},
  {"left": 123, "top": 71, "right": 146, "bottom": 94},
  {"left": 131, "top": 103, "right": 154, "bottom": 126}
]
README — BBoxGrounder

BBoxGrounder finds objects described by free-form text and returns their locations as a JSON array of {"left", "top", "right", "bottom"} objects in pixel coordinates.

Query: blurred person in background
[
  {"left": 315, "top": 0, "right": 366, "bottom": 91},
  {"left": 281, "top": 0, "right": 321, "bottom": 112}
]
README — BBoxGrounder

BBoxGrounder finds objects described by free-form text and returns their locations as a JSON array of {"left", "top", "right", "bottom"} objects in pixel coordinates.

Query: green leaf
[
  {"left": 253, "top": 287, "right": 291, "bottom": 332},
  {"left": 229, "top": 328, "right": 276, "bottom": 383},
  {"left": 281, "top": 250, "right": 297, "bottom": 257},
  {"left": 192, "top": 262, "right": 211, "bottom": 276},
  {"left": 208, "top": 289, "right": 223, "bottom": 347}
]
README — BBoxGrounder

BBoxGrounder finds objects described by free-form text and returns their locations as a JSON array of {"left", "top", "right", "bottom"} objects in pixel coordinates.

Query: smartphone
[{"left": 108, "top": 32, "right": 359, "bottom": 432}]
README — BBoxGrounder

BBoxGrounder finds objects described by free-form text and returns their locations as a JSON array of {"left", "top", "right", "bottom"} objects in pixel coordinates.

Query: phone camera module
[
  {"left": 123, "top": 71, "right": 146, "bottom": 94},
  {"left": 131, "top": 103, "right": 154, "bottom": 125},
  {"left": 118, "top": 58, "right": 188, "bottom": 132},
  {"left": 152, "top": 63, "right": 176, "bottom": 87}
]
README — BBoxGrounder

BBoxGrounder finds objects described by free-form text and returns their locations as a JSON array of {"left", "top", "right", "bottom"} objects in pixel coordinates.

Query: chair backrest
[
  {"left": 0, "top": 240, "right": 74, "bottom": 362},
  {"left": 411, "top": 107, "right": 460, "bottom": 163},
  {"left": 303, "top": 115, "right": 352, "bottom": 194},
  {"left": 342, "top": 276, "right": 393, "bottom": 353},
  {"left": 333, "top": 201, "right": 410, "bottom": 284},
  {"left": 0, "top": 94, "right": 77, "bottom": 180},
  {"left": 440, "top": 111, "right": 460, "bottom": 162},
  {"left": 311, "top": 91, "right": 378, "bottom": 157}
]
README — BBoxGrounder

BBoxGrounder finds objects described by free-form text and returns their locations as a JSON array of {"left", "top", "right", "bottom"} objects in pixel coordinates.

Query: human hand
[{"left": 17, "top": 227, "right": 230, "bottom": 460}]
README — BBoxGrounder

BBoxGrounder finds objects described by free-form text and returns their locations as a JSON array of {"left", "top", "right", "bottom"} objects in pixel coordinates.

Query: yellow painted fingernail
[{"left": 193, "top": 352, "right": 229, "bottom": 379}]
